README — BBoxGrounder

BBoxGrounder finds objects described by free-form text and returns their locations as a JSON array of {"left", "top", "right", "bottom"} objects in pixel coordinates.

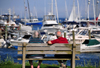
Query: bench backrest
[{"left": 18, "top": 43, "right": 80, "bottom": 55}]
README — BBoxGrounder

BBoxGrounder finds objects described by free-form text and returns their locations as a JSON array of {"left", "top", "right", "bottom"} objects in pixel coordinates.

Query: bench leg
[
  {"left": 71, "top": 31, "right": 76, "bottom": 68},
  {"left": 22, "top": 55, "right": 25, "bottom": 68},
  {"left": 71, "top": 48, "right": 76, "bottom": 68},
  {"left": 22, "top": 43, "right": 26, "bottom": 68}
]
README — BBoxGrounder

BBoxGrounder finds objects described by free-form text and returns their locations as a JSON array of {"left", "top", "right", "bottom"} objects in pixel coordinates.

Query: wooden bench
[
  {"left": 17, "top": 31, "right": 80, "bottom": 68},
  {"left": 17, "top": 43, "right": 80, "bottom": 68}
]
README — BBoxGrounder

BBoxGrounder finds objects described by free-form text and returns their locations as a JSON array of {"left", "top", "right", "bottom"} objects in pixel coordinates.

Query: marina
[{"left": 0, "top": 0, "right": 100, "bottom": 68}]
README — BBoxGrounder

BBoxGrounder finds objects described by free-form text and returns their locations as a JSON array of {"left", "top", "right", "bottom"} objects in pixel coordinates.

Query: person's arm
[
  {"left": 47, "top": 39, "right": 57, "bottom": 45},
  {"left": 47, "top": 41, "right": 52, "bottom": 45}
]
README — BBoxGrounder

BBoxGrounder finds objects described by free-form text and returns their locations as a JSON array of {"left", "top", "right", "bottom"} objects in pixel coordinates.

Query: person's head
[
  {"left": 56, "top": 31, "right": 62, "bottom": 38},
  {"left": 33, "top": 31, "right": 40, "bottom": 38}
]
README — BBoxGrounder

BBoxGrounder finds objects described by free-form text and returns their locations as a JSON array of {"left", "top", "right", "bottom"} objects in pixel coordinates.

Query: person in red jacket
[
  {"left": 48, "top": 31, "right": 68, "bottom": 44},
  {"left": 47, "top": 31, "right": 68, "bottom": 68}
]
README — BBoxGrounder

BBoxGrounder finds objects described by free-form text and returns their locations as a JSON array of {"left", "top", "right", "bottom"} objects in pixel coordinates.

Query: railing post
[
  {"left": 71, "top": 30, "right": 76, "bottom": 68},
  {"left": 22, "top": 43, "right": 27, "bottom": 68},
  {"left": 88, "top": 29, "right": 91, "bottom": 39},
  {"left": 5, "top": 25, "right": 7, "bottom": 40},
  {"left": 64, "top": 31, "right": 66, "bottom": 38},
  {"left": 19, "top": 24, "right": 21, "bottom": 37},
  {"left": 0, "top": 29, "right": 2, "bottom": 38}
]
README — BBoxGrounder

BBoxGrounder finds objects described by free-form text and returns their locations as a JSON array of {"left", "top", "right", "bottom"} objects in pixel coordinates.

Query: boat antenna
[{"left": 27, "top": 0, "right": 31, "bottom": 22}]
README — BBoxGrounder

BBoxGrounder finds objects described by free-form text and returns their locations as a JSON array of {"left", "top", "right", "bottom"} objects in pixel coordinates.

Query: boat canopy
[
  {"left": 43, "top": 15, "right": 56, "bottom": 21},
  {"left": 82, "top": 39, "right": 100, "bottom": 46}
]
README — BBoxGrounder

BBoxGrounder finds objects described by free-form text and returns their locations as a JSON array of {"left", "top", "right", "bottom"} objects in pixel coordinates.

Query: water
[
  {"left": 0, "top": 48, "right": 100, "bottom": 66},
  {"left": 32, "top": 24, "right": 42, "bottom": 30}
]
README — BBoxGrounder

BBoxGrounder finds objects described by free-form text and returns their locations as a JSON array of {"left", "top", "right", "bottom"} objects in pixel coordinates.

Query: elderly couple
[{"left": 27, "top": 31, "right": 68, "bottom": 68}]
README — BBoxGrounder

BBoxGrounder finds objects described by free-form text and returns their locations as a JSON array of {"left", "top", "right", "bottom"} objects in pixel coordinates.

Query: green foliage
[
  {"left": 25, "top": 61, "right": 30, "bottom": 66},
  {"left": 0, "top": 55, "right": 100, "bottom": 68},
  {"left": 76, "top": 59, "right": 99, "bottom": 68},
  {"left": 0, "top": 54, "right": 14, "bottom": 65}
]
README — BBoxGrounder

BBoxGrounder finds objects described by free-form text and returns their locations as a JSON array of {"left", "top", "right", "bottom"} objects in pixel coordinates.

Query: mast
[
  {"left": 8, "top": 8, "right": 11, "bottom": 22},
  {"left": 73, "top": 0, "right": 75, "bottom": 21},
  {"left": 13, "top": 7, "right": 15, "bottom": 16},
  {"left": 96, "top": 0, "right": 99, "bottom": 26},
  {"left": 77, "top": 0, "right": 81, "bottom": 26},
  {"left": 85, "top": 0, "right": 87, "bottom": 20},
  {"left": 92, "top": 0, "right": 96, "bottom": 26},
  {"left": 51, "top": 0, "right": 53, "bottom": 15},
  {"left": 88, "top": 0, "right": 90, "bottom": 20},
  {"left": 44, "top": 0, "right": 46, "bottom": 15},
  {"left": 55, "top": 0, "right": 59, "bottom": 23},
  {"left": 34, "top": 7, "right": 38, "bottom": 18},
  {"left": 27, "top": 0, "right": 31, "bottom": 22},
  {"left": 65, "top": 0, "right": 68, "bottom": 20},
  {"left": 0, "top": 9, "right": 2, "bottom": 15},
  {"left": 24, "top": 0, "right": 26, "bottom": 25}
]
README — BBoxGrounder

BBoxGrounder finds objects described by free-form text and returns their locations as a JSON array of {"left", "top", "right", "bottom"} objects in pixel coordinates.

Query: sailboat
[
  {"left": 62, "top": 0, "right": 79, "bottom": 26},
  {"left": 98, "top": 13, "right": 100, "bottom": 24},
  {"left": 21, "top": 0, "right": 42, "bottom": 25}
]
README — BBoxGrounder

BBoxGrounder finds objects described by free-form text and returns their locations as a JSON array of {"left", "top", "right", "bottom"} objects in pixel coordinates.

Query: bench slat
[
  {"left": 18, "top": 57, "right": 80, "bottom": 60},
  {"left": 18, "top": 51, "right": 72, "bottom": 54},
  {"left": 18, "top": 46, "right": 72, "bottom": 50},
  {"left": 18, "top": 43, "right": 73, "bottom": 46}
]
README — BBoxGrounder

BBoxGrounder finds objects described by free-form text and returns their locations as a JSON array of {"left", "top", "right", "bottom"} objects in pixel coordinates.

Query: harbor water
[{"left": 0, "top": 48, "right": 100, "bottom": 66}]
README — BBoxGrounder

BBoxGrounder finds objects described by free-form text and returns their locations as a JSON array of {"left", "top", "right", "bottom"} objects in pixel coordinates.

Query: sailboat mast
[
  {"left": 92, "top": 0, "right": 96, "bottom": 26},
  {"left": 96, "top": 0, "right": 99, "bottom": 26},
  {"left": 73, "top": 0, "right": 75, "bottom": 21},
  {"left": 85, "top": 0, "right": 87, "bottom": 20},
  {"left": 44, "top": 0, "right": 46, "bottom": 15},
  {"left": 88, "top": 0, "right": 90, "bottom": 20},
  {"left": 24, "top": 0, "right": 26, "bottom": 25},
  {"left": 0, "top": 9, "right": 2, "bottom": 15},
  {"left": 77, "top": 0, "right": 80, "bottom": 23},
  {"left": 65, "top": 0, "right": 68, "bottom": 20},
  {"left": 51, "top": 0, "right": 53, "bottom": 15},
  {"left": 27, "top": 0, "right": 31, "bottom": 22},
  {"left": 8, "top": 8, "right": 11, "bottom": 22},
  {"left": 55, "top": 0, "right": 59, "bottom": 23},
  {"left": 34, "top": 7, "right": 38, "bottom": 18}
]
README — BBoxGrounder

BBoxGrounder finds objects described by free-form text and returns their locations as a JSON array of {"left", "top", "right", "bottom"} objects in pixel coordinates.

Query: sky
[{"left": 0, "top": 0, "right": 100, "bottom": 18}]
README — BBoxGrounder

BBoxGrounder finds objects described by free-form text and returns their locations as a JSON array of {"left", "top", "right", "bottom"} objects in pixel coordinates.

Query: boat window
[
  {"left": 91, "top": 31, "right": 100, "bottom": 34},
  {"left": 75, "top": 29, "right": 80, "bottom": 34},
  {"left": 43, "top": 24, "right": 58, "bottom": 27},
  {"left": 22, "top": 35, "right": 31, "bottom": 39},
  {"left": 34, "top": 20, "right": 38, "bottom": 22},
  {"left": 79, "top": 29, "right": 88, "bottom": 35},
  {"left": 44, "top": 15, "right": 55, "bottom": 20}
]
